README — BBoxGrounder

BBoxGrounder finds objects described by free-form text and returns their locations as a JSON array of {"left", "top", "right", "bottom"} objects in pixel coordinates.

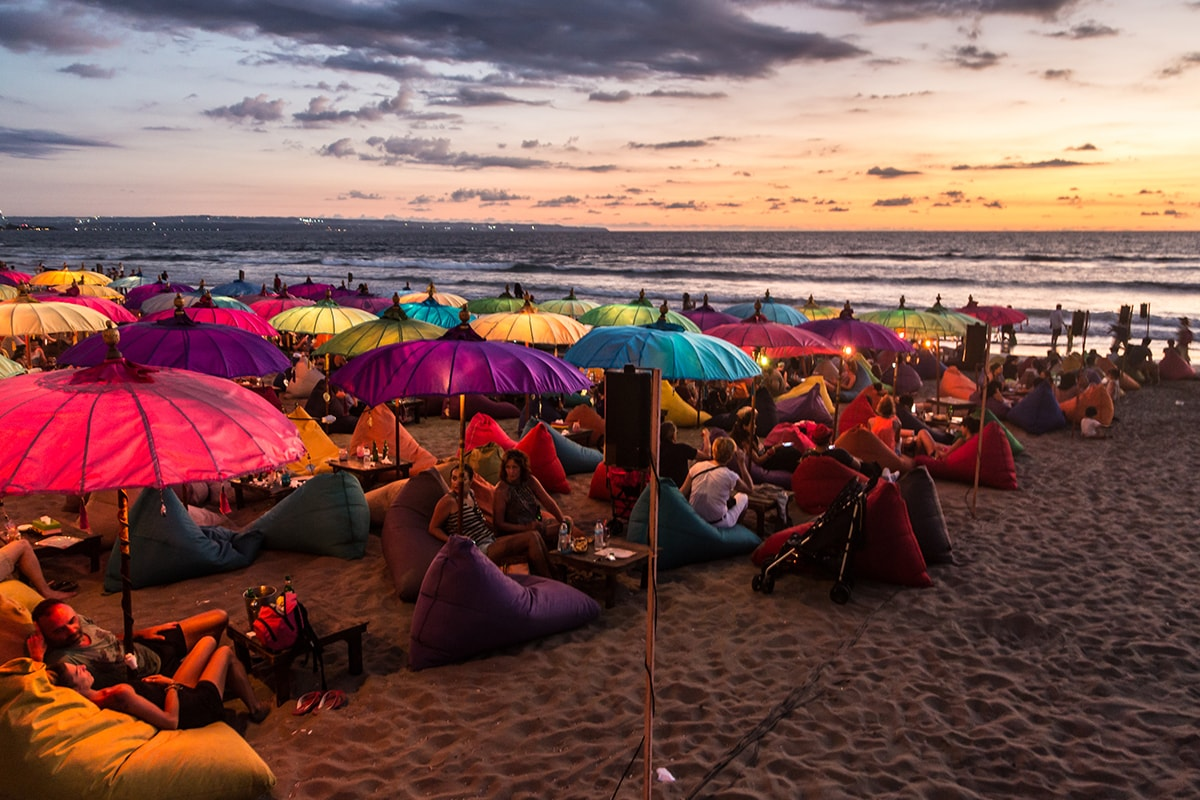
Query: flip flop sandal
[
  {"left": 316, "top": 689, "right": 347, "bottom": 712},
  {"left": 49, "top": 580, "right": 79, "bottom": 593},
  {"left": 292, "top": 690, "right": 322, "bottom": 716}
]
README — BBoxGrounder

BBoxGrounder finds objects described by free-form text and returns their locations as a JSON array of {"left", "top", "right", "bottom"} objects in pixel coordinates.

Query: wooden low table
[
  {"left": 22, "top": 525, "right": 104, "bottom": 573},
  {"left": 328, "top": 459, "right": 412, "bottom": 489},
  {"left": 229, "top": 477, "right": 298, "bottom": 510},
  {"left": 393, "top": 398, "right": 424, "bottom": 425},
  {"left": 228, "top": 620, "right": 368, "bottom": 706},
  {"left": 546, "top": 537, "right": 650, "bottom": 608},
  {"left": 742, "top": 488, "right": 791, "bottom": 538}
]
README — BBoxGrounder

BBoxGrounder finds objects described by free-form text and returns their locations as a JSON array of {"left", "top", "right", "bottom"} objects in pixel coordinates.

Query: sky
[{"left": 1, "top": 0, "right": 1199, "bottom": 231}]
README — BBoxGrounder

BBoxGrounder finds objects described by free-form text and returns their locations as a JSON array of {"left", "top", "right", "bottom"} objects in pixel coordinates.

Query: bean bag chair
[
  {"left": 763, "top": 423, "right": 817, "bottom": 451},
  {"left": 939, "top": 366, "right": 976, "bottom": 400},
  {"left": 1006, "top": 381, "right": 1067, "bottom": 434},
  {"left": 777, "top": 374, "right": 835, "bottom": 414},
  {"left": 283, "top": 363, "right": 323, "bottom": 400},
  {"left": 661, "top": 380, "right": 710, "bottom": 427},
  {"left": 408, "top": 536, "right": 600, "bottom": 670},
  {"left": 0, "top": 584, "right": 39, "bottom": 663},
  {"left": 791, "top": 452, "right": 868, "bottom": 515},
  {"left": 463, "top": 442, "right": 505, "bottom": 485},
  {"left": 364, "top": 479, "right": 409, "bottom": 528},
  {"left": 84, "top": 488, "right": 144, "bottom": 548},
  {"left": 564, "top": 403, "right": 605, "bottom": 447},
  {"left": 464, "top": 412, "right": 519, "bottom": 452},
  {"left": 749, "top": 461, "right": 793, "bottom": 489},
  {"left": 967, "top": 408, "right": 1026, "bottom": 456},
  {"left": 751, "top": 480, "right": 932, "bottom": 588},
  {"left": 912, "top": 349, "right": 945, "bottom": 380},
  {"left": 515, "top": 422, "right": 571, "bottom": 493},
  {"left": 381, "top": 469, "right": 449, "bottom": 602},
  {"left": 102, "top": 488, "right": 261, "bottom": 592},
  {"left": 833, "top": 426, "right": 911, "bottom": 474},
  {"left": 624, "top": 479, "right": 759, "bottom": 571},
  {"left": 446, "top": 394, "right": 522, "bottom": 420},
  {"left": 1159, "top": 350, "right": 1196, "bottom": 381},
  {"left": 915, "top": 421, "right": 1017, "bottom": 490},
  {"left": 835, "top": 392, "right": 876, "bottom": 438},
  {"left": 249, "top": 472, "right": 370, "bottom": 558},
  {"left": 1059, "top": 382, "right": 1115, "bottom": 426},
  {"left": 285, "top": 407, "right": 339, "bottom": 475},
  {"left": 588, "top": 461, "right": 612, "bottom": 501},
  {"left": 0, "top": 659, "right": 275, "bottom": 800},
  {"left": 350, "top": 404, "right": 437, "bottom": 475},
  {"left": 837, "top": 358, "right": 875, "bottom": 402},
  {"left": 897, "top": 466, "right": 953, "bottom": 565},
  {"left": 879, "top": 360, "right": 923, "bottom": 395},
  {"left": 541, "top": 422, "right": 604, "bottom": 475},
  {"left": 776, "top": 389, "right": 834, "bottom": 427}
]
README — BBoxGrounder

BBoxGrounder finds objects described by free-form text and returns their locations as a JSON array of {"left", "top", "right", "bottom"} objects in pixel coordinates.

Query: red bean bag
[
  {"left": 791, "top": 453, "right": 868, "bottom": 515},
  {"left": 915, "top": 421, "right": 1017, "bottom": 490},
  {"left": 751, "top": 480, "right": 931, "bottom": 588},
  {"left": 464, "top": 413, "right": 518, "bottom": 452},
  {"left": 588, "top": 461, "right": 611, "bottom": 501},
  {"left": 762, "top": 423, "right": 817, "bottom": 451},
  {"left": 836, "top": 392, "right": 876, "bottom": 438},
  {"left": 1159, "top": 350, "right": 1196, "bottom": 381},
  {"left": 515, "top": 422, "right": 570, "bottom": 493}
]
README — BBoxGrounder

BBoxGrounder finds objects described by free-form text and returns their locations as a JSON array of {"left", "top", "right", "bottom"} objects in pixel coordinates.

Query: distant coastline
[{"left": 0, "top": 215, "right": 608, "bottom": 235}]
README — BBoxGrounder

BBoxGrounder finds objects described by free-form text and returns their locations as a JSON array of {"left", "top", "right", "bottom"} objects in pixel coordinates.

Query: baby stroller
[
  {"left": 751, "top": 473, "right": 878, "bottom": 604},
  {"left": 605, "top": 466, "right": 648, "bottom": 537}
]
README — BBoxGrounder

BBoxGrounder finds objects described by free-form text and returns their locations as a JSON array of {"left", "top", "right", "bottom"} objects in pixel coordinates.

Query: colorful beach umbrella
[
  {"left": 140, "top": 291, "right": 253, "bottom": 316},
  {"left": 722, "top": 291, "right": 808, "bottom": 325},
  {"left": 925, "top": 295, "right": 983, "bottom": 331},
  {"left": 399, "top": 298, "right": 473, "bottom": 328},
  {"left": 707, "top": 310, "right": 839, "bottom": 358},
  {"left": 578, "top": 291, "right": 700, "bottom": 332},
  {"left": 564, "top": 325, "right": 760, "bottom": 382},
  {"left": 0, "top": 354, "right": 26, "bottom": 379},
  {"left": 0, "top": 288, "right": 112, "bottom": 340},
  {"left": 471, "top": 297, "right": 589, "bottom": 348},
  {"left": 959, "top": 301, "right": 1028, "bottom": 328},
  {"left": 860, "top": 297, "right": 972, "bottom": 340},
  {"left": 396, "top": 283, "right": 469, "bottom": 309},
  {"left": 0, "top": 326, "right": 305, "bottom": 646},
  {"left": 59, "top": 309, "right": 290, "bottom": 379},
  {"left": 125, "top": 281, "right": 196, "bottom": 311},
  {"left": 798, "top": 295, "right": 839, "bottom": 321},
  {"left": 28, "top": 267, "right": 110, "bottom": 287},
  {"left": 142, "top": 300, "right": 279, "bottom": 337},
  {"left": 798, "top": 316, "right": 913, "bottom": 352},
  {"left": 679, "top": 294, "right": 741, "bottom": 331},
  {"left": 467, "top": 286, "right": 527, "bottom": 314},
  {"left": 0, "top": 285, "right": 18, "bottom": 301},
  {"left": 0, "top": 270, "right": 34, "bottom": 287},
  {"left": 312, "top": 297, "right": 444, "bottom": 357},
  {"left": 537, "top": 289, "right": 598, "bottom": 320},
  {"left": 45, "top": 282, "right": 124, "bottom": 300},
  {"left": 209, "top": 270, "right": 260, "bottom": 297},
  {"left": 287, "top": 279, "right": 337, "bottom": 300},
  {"left": 107, "top": 275, "right": 153, "bottom": 290},
  {"left": 31, "top": 293, "right": 137, "bottom": 324},
  {"left": 248, "top": 287, "right": 314, "bottom": 320},
  {"left": 269, "top": 295, "right": 378, "bottom": 337}
]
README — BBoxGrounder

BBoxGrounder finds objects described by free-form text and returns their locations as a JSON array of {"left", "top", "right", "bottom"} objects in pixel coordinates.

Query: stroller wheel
[
  {"left": 751, "top": 574, "right": 764, "bottom": 593},
  {"left": 760, "top": 575, "right": 775, "bottom": 595},
  {"left": 830, "top": 581, "right": 851, "bottom": 605}
]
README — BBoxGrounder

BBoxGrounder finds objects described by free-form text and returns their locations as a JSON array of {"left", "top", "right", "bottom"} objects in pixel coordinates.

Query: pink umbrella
[
  {"left": 142, "top": 304, "right": 279, "bottom": 337},
  {"left": 248, "top": 286, "right": 314, "bottom": 320},
  {"left": 31, "top": 293, "right": 137, "bottom": 324},
  {"left": 287, "top": 280, "right": 336, "bottom": 300},
  {"left": 707, "top": 306, "right": 839, "bottom": 358},
  {"left": 958, "top": 301, "right": 1028, "bottom": 328},
  {"left": 0, "top": 270, "right": 34, "bottom": 287},
  {"left": 0, "top": 327, "right": 304, "bottom": 645},
  {"left": 679, "top": 293, "right": 740, "bottom": 331}
]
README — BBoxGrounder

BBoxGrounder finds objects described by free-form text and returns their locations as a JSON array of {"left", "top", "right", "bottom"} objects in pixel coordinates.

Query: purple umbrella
[
  {"left": 58, "top": 311, "right": 290, "bottom": 378},
  {"left": 288, "top": 280, "right": 336, "bottom": 300},
  {"left": 798, "top": 317, "right": 913, "bottom": 352},
  {"left": 125, "top": 280, "right": 195, "bottom": 311},
  {"left": 680, "top": 294, "right": 740, "bottom": 331}
]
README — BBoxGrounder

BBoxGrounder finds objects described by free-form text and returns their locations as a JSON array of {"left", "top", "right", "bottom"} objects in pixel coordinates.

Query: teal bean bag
[
  {"left": 542, "top": 423, "right": 603, "bottom": 475},
  {"left": 104, "top": 489, "right": 261, "bottom": 591},
  {"left": 249, "top": 472, "right": 370, "bottom": 559},
  {"left": 625, "top": 479, "right": 760, "bottom": 570}
]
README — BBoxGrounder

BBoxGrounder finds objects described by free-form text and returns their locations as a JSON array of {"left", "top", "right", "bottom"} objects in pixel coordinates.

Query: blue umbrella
[
  {"left": 210, "top": 270, "right": 260, "bottom": 297},
  {"left": 723, "top": 290, "right": 808, "bottom": 325},
  {"left": 398, "top": 298, "right": 474, "bottom": 328},
  {"left": 563, "top": 325, "right": 759, "bottom": 382}
]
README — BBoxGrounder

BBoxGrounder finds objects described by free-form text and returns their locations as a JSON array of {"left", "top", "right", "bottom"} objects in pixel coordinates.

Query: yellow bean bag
[
  {"left": 661, "top": 381, "right": 710, "bottom": 427},
  {"left": 285, "top": 407, "right": 340, "bottom": 474},
  {"left": 0, "top": 659, "right": 275, "bottom": 800},
  {"left": 0, "top": 583, "right": 39, "bottom": 664}
]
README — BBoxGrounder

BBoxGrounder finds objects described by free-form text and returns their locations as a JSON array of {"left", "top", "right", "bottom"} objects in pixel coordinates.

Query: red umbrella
[
  {"left": 142, "top": 304, "right": 279, "bottom": 337},
  {"left": 958, "top": 302, "right": 1028, "bottom": 328},
  {"left": 0, "top": 327, "right": 304, "bottom": 645}
]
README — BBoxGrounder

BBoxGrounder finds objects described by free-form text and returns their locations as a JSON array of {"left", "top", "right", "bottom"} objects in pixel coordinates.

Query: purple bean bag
[
  {"left": 381, "top": 470, "right": 449, "bottom": 602},
  {"left": 776, "top": 389, "right": 834, "bottom": 427},
  {"left": 1006, "top": 381, "right": 1067, "bottom": 435},
  {"left": 879, "top": 361, "right": 923, "bottom": 395},
  {"left": 408, "top": 536, "right": 601, "bottom": 670}
]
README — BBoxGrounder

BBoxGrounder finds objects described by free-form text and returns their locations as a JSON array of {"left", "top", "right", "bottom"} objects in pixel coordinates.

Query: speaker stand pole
[{"left": 643, "top": 370, "right": 661, "bottom": 800}]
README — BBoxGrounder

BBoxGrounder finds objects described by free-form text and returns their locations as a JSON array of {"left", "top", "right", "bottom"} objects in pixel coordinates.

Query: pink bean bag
[{"left": 464, "top": 413, "right": 519, "bottom": 452}]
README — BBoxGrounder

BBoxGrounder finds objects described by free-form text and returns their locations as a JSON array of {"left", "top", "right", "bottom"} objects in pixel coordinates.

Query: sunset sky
[{"left": 2, "top": 0, "right": 1198, "bottom": 230}]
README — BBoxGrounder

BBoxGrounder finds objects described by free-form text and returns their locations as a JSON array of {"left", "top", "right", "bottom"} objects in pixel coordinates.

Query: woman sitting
[
  {"left": 48, "top": 635, "right": 267, "bottom": 729},
  {"left": 869, "top": 395, "right": 903, "bottom": 453},
  {"left": 680, "top": 436, "right": 751, "bottom": 528},
  {"left": 492, "top": 449, "right": 571, "bottom": 546},
  {"left": 429, "top": 463, "right": 551, "bottom": 577},
  {"left": 731, "top": 407, "right": 800, "bottom": 475}
]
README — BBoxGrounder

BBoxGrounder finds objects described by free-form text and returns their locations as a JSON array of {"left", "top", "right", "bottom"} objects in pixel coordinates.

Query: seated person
[
  {"left": 48, "top": 635, "right": 268, "bottom": 728},
  {"left": 680, "top": 436, "right": 751, "bottom": 528},
  {"left": 30, "top": 600, "right": 228, "bottom": 690},
  {"left": 493, "top": 450, "right": 571, "bottom": 546},
  {"left": 1, "top": 538, "right": 78, "bottom": 600},
  {"left": 911, "top": 415, "right": 980, "bottom": 459},
  {"left": 1080, "top": 406, "right": 1108, "bottom": 439},
  {"left": 870, "top": 396, "right": 903, "bottom": 453},
  {"left": 429, "top": 464, "right": 551, "bottom": 577},
  {"left": 659, "top": 421, "right": 705, "bottom": 487},
  {"left": 304, "top": 378, "right": 362, "bottom": 434}
]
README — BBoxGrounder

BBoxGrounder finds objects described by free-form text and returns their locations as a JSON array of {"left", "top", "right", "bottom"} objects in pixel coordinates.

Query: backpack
[{"left": 252, "top": 592, "right": 327, "bottom": 688}]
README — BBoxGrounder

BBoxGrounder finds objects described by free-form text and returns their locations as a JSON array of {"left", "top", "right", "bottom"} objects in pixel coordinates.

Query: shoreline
[{"left": 4, "top": 378, "right": 1199, "bottom": 797}]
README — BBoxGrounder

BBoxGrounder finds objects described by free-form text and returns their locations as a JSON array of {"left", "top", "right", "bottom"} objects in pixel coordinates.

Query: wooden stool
[{"left": 228, "top": 621, "right": 368, "bottom": 706}]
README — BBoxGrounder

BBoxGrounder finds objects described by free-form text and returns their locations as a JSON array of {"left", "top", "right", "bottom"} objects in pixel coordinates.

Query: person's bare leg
[
  {"left": 488, "top": 533, "right": 551, "bottom": 577},
  {"left": 178, "top": 609, "right": 229, "bottom": 650},
  {"left": 201, "top": 646, "right": 266, "bottom": 719},
  {"left": 171, "top": 635, "right": 217, "bottom": 686},
  {"left": 4, "top": 540, "right": 74, "bottom": 600}
]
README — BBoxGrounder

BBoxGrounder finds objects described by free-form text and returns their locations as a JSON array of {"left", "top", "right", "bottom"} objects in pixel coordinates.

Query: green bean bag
[
  {"left": 541, "top": 422, "right": 603, "bottom": 475},
  {"left": 249, "top": 472, "right": 370, "bottom": 558},
  {"left": 625, "top": 479, "right": 759, "bottom": 570}
]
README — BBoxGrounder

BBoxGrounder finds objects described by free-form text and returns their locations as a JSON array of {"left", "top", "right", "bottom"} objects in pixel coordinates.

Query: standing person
[
  {"left": 1178, "top": 317, "right": 1192, "bottom": 363},
  {"left": 29, "top": 600, "right": 229, "bottom": 690},
  {"left": 1049, "top": 304, "right": 1066, "bottom": 350},
  {"left": 48, "top": 635, "right": 269, "bottom": 728}
]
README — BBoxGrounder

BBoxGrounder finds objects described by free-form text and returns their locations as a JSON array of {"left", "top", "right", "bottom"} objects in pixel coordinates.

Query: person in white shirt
[{"left": 1049, "top": 304, "right": 1066, "bottom": 350}]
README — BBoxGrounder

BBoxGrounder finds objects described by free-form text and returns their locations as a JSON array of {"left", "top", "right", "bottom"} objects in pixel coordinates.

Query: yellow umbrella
[
  {"left": 471, "top": 296, "right": 590, "bottom": 347},
  {"left": 395, "top": 282, "right": 468, "bottom": 308},
  {"left": 269, "top": 294, "right": 378, "bottom": 336},
  {"left": 28, "top": 267, "right": 111, "bottom": 287},
  {"left": 0, "top": 285, "right": 112, "bottom": 367},
  {"left": 0, "top": 285, "right": 17, "bottom": 301},
  {"left": 797, "top": 294, "right": 839, "bottom": 321},
  {"left": 45, "top": 281, "right": 125, "bottom": 301}
]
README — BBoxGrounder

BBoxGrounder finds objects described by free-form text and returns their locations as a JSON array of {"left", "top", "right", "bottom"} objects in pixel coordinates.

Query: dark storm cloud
[
  {"left": 1046, "top": 21, "right": 1119, "bottom": 39},
  {"left": 39, "top": 0, "right": 865, "bottom": 80},
  {"left": 204, "top": 94, "right": 286, "bottom": 123},
  {"left": 952, "top": 158, "right": 1089, "bottom": 170},
  {"left": 59, "top": 62, "right": 115, "bottom": 78},
  {"left": 0, "top": 126, "right": 114, "bottom": 157},
  {"left": 868, "top": 166, "right": 920, "bottom": 178},
  {"left": 802, "top": 0, "right": 1077, "bottom": 23},
  {"left": 0, "top": 7, "right": 114, "bottom": 53},
  {"left": 873, "top": 196, "right": 914, "bottom": 207}
]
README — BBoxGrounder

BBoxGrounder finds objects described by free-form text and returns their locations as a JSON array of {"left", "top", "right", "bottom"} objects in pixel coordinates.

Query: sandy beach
[{"left": 5, "top": 377, "right": 1200, "bottom": 799}]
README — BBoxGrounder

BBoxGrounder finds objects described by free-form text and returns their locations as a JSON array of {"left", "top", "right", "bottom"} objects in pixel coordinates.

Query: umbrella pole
[
  {"left": 457, "top": 394, "right": 466, "bottom": 533},
  {"left": 971, "top": 329, "right": 991, "bottom": 517},
  {"left": 117, "top": 488, "right": 134, "bottom": 650}
]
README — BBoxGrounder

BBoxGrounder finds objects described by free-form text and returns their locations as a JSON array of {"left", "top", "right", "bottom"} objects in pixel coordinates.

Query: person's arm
[
  {"left": 132, "top": 623, "right": 172, "bottom": 641},
  {"left": 529, "top": 476, "right": 567, "bottom": 526},
  {"left": 99, "top": 683, "right": 180, "bottom": 730},
  {"left": 427, "top": 495, "right": 455, "bottom": 542},
  {"left": 680, "top": 469, "right": 695, "bottom": 499}
]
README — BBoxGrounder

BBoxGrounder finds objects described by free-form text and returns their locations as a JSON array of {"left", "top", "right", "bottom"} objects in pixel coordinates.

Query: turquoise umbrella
[
  {"left": 564, "top": 325, "right": 759, "bottom": 382},
  {"left": 723, "top": 290, "right": 808, "bottom": 325}
]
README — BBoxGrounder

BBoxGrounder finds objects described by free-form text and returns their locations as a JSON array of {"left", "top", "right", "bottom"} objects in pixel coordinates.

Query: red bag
[{"left": 252, "top": 592, "right": 303, "bottom": 651}]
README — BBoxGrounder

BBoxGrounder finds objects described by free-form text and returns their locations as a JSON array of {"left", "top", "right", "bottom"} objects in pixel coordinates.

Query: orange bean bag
[
  {"left": 350, "top": 404, "right": 438, "bottom": 475},
  {"left": 1059, "top": 383, "right": 1114, "bottom": 426},
  {"left": 939, "top": 366, "right": 977, "bottom": 400},
  {"left": 564, "top": 403, "right": 605, "bottom": 447}
]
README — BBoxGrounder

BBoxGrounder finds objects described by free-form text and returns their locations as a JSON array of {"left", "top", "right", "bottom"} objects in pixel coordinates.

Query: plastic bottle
[
  {"left": 594, "top": 521, "right": 606, "bottom": 552},
  {"left": 283, "top": 575, "right": 294, "bottom": 594},
  {"left": 558, "top": 522, "right": 571, "bottom": 554}
]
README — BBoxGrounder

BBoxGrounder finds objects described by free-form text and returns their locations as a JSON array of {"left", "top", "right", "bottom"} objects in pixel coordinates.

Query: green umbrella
[
  {"left": 577, "top": 290, "right": 700, "bottom": 332},
  {"left": 467, "top": 285, "right": 527, "bottom": 314},
  {"left": 269, "top": 292, "right": 378, "bottom": 336},
  {"left": 538, "top": 288, "right": 598, "bottom": 320},
  {"left": 860, "top": 296, "right": 971, "bottom": 341},
  {"left": 313, "top": 295, "right": 445, "bottom": 357}
]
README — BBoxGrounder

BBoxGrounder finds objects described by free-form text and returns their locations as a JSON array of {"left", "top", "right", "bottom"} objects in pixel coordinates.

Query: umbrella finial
[
  {"left": 703, "top": 292, "right": 710, "bottom": 307},
  {"left": 521, "top": 296, "right": 536, "bottom": 313},
  {"left": 238, "top": 269, "right": 245, "bottom": 281},
  {"left": 638, "top": 289, "right": 647, "bottom": 303},
  {"left": 501, "top": 284, "right": 512, "bottom": 298},
  {"left": 840, "top": 301, "right": 854, "bottom": 319},
  {"left": 763, "top": 289, "right": 771, "bottom": 301},
  {"left": 459, "top": 304, "right": 471, "bottom": 324},
  {"left": 658, "top": 301, "right": 670, "bottom": 321},
  {"left": 102, "top": 322, "right": 121, "bottom": 359},
  {"left": 566, "top": 288, "right": 576, "bottom": 300},
  {"left": 173, "top": 294, "right": 187, "bottom": 319},
  {"left": 753, "top": 298, "right": 763, "bottom": 317},
  {"left": 427, "top": 283, "right": 436, "bottom": 298}
]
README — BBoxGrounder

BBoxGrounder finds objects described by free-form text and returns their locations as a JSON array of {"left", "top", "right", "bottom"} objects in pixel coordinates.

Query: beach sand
[{"left": 7, "top": 379, "right": 1200, "bottom": 798}]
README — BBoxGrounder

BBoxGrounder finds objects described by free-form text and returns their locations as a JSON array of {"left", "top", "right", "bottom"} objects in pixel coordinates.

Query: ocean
[{"left": 2, "top": 217, "right": 1196, "bottom": 355}]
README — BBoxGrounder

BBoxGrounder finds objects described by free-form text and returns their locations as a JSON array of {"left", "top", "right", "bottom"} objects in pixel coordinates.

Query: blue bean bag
[
  {"left": 1006, "top": 381, "right": 1068, "bottom": 434},
  {"left": 625, "top": 479, "right": 760, "bottom": 570},
  {"left": 539, "top": 422, "right": 603, "bottom": 475},
  {"left": 103, "top": 488, "right": 261, "bottom": 592},
  {"left": 776, "top": 389, "right": 834, "bottom": 427},
  {"left": 249, "top": 472, "right": 370, "bottom": 559},
  {"left": 837, "top": 359, "right": 874, "bottom": 402},
  {"left": 408, "top": 536, "right": 600, "bottom": 670}
]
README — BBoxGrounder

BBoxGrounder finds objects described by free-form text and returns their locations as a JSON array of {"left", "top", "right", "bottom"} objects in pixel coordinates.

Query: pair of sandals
[
  {"left": 292, "top": 689, "right": 347, "bottom": 716},
  {"left": 48, "top": 579, "right": 79, "bottom": 594}
]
